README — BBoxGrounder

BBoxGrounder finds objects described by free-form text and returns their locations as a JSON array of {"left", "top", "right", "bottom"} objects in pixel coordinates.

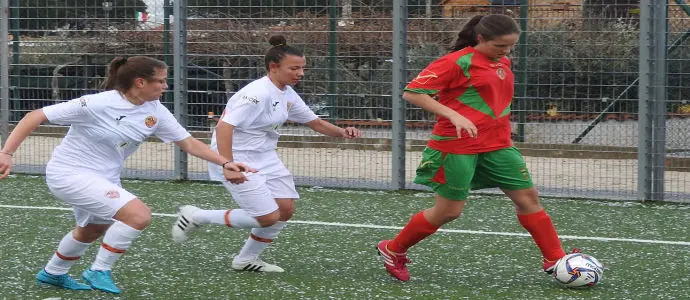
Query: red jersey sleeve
[{"left": 405, "top": 56, "right": 461, "bottom": 95}]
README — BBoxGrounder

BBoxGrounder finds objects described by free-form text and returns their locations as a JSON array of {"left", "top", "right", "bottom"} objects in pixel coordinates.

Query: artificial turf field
[{"left": 0, "top": 175, "right": 688, "bottom": 299}]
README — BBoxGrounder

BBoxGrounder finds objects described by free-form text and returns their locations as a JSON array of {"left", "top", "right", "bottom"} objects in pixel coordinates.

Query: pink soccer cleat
[{"left": 377, "top": 240, "right": 411, "bottom": 282}]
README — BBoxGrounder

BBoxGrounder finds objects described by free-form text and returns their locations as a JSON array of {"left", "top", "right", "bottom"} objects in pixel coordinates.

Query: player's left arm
[
  {"left": 306, "top": 118, "right": 360, "bottom": 139},
  {"left": 174, "top": 137, "right": 256, "bottom": 174}
]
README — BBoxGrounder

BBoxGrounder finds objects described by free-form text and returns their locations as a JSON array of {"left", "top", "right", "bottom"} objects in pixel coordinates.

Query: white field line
[{"left": 2, "top": 204, "right": 689, "bottom": 246}]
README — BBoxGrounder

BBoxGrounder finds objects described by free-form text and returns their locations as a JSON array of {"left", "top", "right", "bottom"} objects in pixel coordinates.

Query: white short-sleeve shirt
[
  {"left": 43, "top": 90, "right": 191, "bottom": 180},
  {"left": 210, "top": 76, "right": 318, "bottom": 152},
  {"left": 208, "top": 76, "right": 318, "bottom": 181}
]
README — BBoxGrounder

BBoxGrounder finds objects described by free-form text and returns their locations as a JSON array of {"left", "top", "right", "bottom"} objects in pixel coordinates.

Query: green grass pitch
[{"left": 0, "top": 175, "right": 688, "bottom": 299}]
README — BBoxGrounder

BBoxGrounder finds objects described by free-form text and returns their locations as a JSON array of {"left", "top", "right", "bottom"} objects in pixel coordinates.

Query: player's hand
[
  {"left": 341, "top": 127, "right": 361, "bottom": 139},
  {"left": 0, "top": 154, "right": 13, "bottom": 180},
  {"left": 449, "top": 113, "right": 477, "bottom": 138},
  {"left": 223, "top": 162, "right": 257, "bottom": 173},
  {"left": 223, "top": 169, "right": 249, "bottom": 184}
]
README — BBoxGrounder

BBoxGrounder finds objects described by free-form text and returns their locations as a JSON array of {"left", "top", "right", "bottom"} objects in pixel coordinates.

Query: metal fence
[{"left": 1, "top": 0, "right": 688, "bottom": 202}]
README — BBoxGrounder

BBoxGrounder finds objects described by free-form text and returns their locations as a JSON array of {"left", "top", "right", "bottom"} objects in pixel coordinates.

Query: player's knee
[
  {"left": 512, "top": 188, "right": 542, "bottom": 214},
  {"left": 278, "top": 206, "right": 294, "bottom": 221},
  {"left": 125, "top": 206, "right": 152, "bottom": 230},
  {"left": 256, "top": 211, "right": 281, "bottom": 227}
]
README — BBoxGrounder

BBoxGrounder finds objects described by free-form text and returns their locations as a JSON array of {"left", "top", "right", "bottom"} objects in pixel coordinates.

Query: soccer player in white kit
[
  {"left": 171, "top": 35, "right": 361, "bottom": 272},
  {"left": 0, "top": 56, "right": 254, "bottom": 294}
]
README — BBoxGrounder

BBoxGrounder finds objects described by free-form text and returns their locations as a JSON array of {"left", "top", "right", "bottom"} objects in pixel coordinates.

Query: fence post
[
  {"left": 638, "top": 0, "right": 668, "bottom": 201},
  {"left": 328, "top": 0, "right": 338, "bottom": 122},
  {"left": 9, "top": 0, "right": 18, "bottom": 122},
  {"left": 391, "top": 1, "right": 407, "bottom": 190},
  {"left": 514, "top": 0, "right": 529, "bottom": 142},
  {"left": 173, "top": 0, "right": 188, "bottom": 180},
  {"left": 0, "top": 0, "right": 8, "bottom": 147}
]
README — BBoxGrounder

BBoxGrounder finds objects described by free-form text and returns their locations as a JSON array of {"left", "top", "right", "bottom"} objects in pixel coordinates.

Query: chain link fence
[{"left": 1, "top": 0, "right": 688, "bottom": 202}]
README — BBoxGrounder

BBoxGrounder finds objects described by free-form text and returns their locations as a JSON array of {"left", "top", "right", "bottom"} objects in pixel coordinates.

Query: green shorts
[{"left": 413, "top": 146, "right": 534, "bottom": 200}]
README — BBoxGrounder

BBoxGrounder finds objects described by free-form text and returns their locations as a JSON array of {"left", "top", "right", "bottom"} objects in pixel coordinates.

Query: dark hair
[
  {"left": 101, "top": 56, "right": 167, "bottom": 92},
  {"left": 449, "top": 14, "right": 520, "bottom": 52},
  {"left": 264, "top": 35, "right": 304, "bottom": 70}
]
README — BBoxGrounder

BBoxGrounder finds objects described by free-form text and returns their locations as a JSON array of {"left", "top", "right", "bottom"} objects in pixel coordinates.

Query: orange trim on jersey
[
  {"left": 250, "top": 233, "right": 273, "bottom": 243},
  {"left": 224, "top": 209, "right": 233, "bottom": 227},
  {"left": 101, "top": 242, "right": 126, "bottom": 254},
  {"left": 55, "top": 251, "right": 80, "bottom": 261}
]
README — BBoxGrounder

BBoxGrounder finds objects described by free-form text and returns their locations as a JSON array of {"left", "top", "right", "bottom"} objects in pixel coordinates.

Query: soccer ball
[{"left": 553, "top": 253, "right": 604, "bottom": 288}]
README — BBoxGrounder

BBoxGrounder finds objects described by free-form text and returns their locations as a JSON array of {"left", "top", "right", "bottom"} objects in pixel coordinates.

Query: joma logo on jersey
[
  {"left": 144, "top": 116, "right": 157, "bottom": 128},
  {"left": 412, "top": 69, "right": 438, "bottom": 84}
]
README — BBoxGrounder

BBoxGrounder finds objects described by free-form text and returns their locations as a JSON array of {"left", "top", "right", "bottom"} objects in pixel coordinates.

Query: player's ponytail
[
  {"left": 449, "top": 14, "right": 520, "bottom": 52},
  {"left": 264, "top": 35, "right": 304, "bottom": 70},
  {"left": 101, "top": 56, "right": 128, "bottom": 90},
  {"left": 450, "top": 15, "right": 484, "bottom": 52}
]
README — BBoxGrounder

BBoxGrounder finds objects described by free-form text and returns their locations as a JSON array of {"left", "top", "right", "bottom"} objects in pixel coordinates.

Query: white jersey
[
  {"left": 208, "top": 76, "right": 318, "bottom": 181},
  {"left": 210, "top": 76, "right": 318, "bottom": 152},
  {"left": 43, "top": 90, "right": 191, "bottom": 181}
]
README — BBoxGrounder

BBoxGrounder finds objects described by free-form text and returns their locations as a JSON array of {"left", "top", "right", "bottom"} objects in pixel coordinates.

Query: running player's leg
[
  {"left": 231, "top": 197, "right": 291, "bottom": 273},
  {"left": 378, "top": 148, "right": 475, "bottom": 281},
  {"left": 172, "top": 173, "right": 270, "bottom": 243},
  {"left": 37, "top": 222, "right": 109, "bottom": 291},
  {"left": 477, "top": 147, "right": 566, "bottom": 272},
  {"left": 232, "top": 163, "right": 298, "bottom": 272},
  {"left": 43, "top": 173, "right": 141, "bottom": 293}
]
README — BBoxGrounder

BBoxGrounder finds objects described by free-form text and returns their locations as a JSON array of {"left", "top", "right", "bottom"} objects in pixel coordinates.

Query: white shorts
[
  {"left": 46, "top": 168, "right": 137, "bottom": 227},
  {"left": 211, "top": 150, "right": 299, "bottom": 217}
]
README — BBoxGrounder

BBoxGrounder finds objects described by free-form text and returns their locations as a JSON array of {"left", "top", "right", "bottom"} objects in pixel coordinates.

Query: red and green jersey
[{"left": 405, "top": 46, "right": 514, "bottom": 154}]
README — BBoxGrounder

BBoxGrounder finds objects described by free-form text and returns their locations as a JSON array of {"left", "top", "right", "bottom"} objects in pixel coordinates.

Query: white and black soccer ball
[{"left": 553, "top": 253, "right": 604, "bottom": 288}]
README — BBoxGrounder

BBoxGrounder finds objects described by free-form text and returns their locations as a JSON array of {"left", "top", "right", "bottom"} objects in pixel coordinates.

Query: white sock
[
  {"left": 193, "top": 209, "right": 261, "bottom": 228},
  {"left": 235, "top": 221, "right": 287, "bottom": 263},
  {"left": 44, "top": 231, "right": 92, "bottom": 275},
  {"left": 90, "top": 221, "right": 142, "bottom": 271}
]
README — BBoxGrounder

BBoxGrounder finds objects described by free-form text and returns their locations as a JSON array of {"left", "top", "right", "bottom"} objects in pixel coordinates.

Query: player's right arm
[
  {"left": 1, "top": 96, "right": 89, "bottom": 179},
  {"left": 216, "top": 88, "right": 265, "bottom": 159},
  {"left": 0, "top": 109, "right": 49, "bottom": 179},
  {"left": 215, "top": 120, "right": 235, "bottom": 167},
  {"left": 403, "top": 56, "right": 477, "bottom": 138},
  {"left": 402, "top": 92, "right": 477, "bottom": 138}
]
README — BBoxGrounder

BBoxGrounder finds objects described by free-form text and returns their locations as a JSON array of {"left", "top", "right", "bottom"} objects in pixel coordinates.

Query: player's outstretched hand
[
  {"left": 342, "top": 127, "right": 361, "bottom": 139},
  {"left": 0, "top": 154, "right": 12, "bottom": 180}
]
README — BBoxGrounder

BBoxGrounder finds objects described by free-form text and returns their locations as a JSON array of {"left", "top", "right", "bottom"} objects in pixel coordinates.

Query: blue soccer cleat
[
  {"left": 36, "top": 269, "right": 92, "bottom": 290},
  {"left": 82, "top": 268, "right": 121, "bottom": 294}
]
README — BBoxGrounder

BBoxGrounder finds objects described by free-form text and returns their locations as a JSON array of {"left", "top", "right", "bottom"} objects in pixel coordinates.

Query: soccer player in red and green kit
[{"left": 376, "top": 14, "right": 574, "bottom": 282}]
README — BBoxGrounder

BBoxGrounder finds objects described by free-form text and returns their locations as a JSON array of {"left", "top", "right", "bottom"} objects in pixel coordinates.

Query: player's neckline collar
[{"left": 117, "top": 91, "right": 145, "bottom": 106}]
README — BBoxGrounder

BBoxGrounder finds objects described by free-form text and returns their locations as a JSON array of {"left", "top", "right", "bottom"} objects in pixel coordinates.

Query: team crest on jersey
[
  {"left": 105, "top": 190, "right": 120, "bottom": 199},
  {"left": 412, "top": 69, "right": 438, "bottom": 84},
  {"left": 144, "top": 116, "right": 157, "bottom": 128},
  {"left": 496, "top": 68, "right": 506, "bottom": 80}
]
